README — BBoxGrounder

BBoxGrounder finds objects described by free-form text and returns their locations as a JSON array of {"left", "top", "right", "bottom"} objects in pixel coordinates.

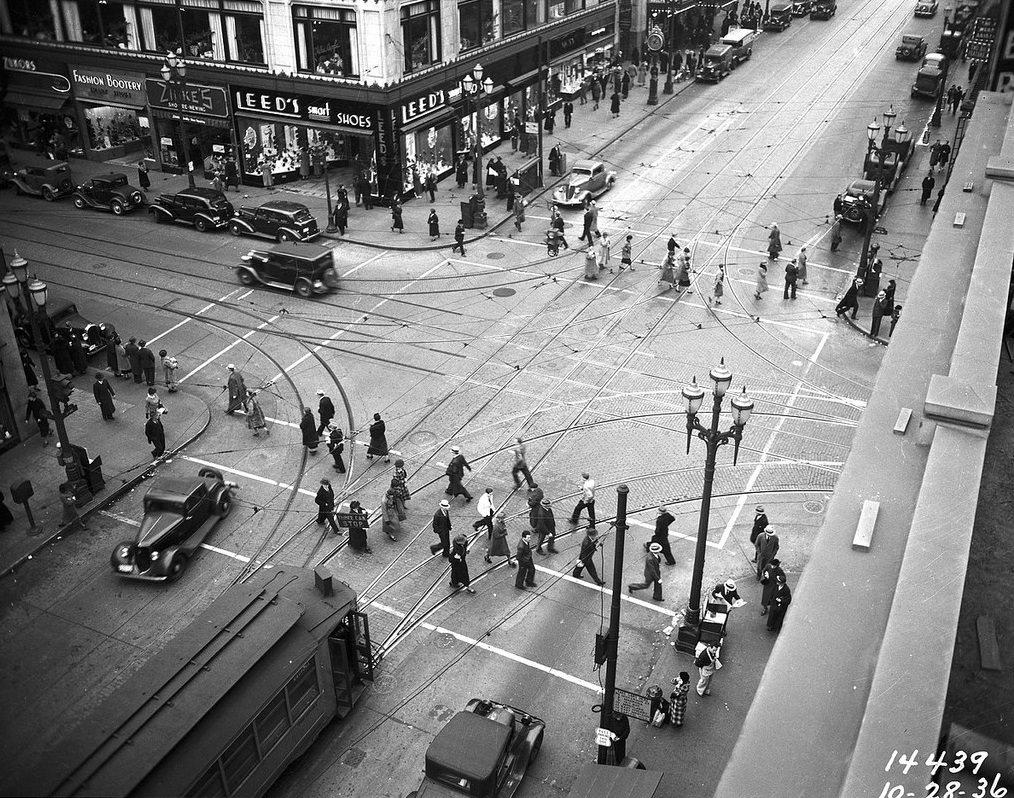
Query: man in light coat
[
  {"left": 472, "top": 487, "right": 495, "bottom": 535},
  {"left": 570, "top": 471, "right": 596, "bottom": 525}
]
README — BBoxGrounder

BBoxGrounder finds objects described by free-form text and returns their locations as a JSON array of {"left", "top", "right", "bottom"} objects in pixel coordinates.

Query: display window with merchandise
[
  {"left": 238, "top": 119, "right": 374, "bottom": 185},
  {"left": 401, "top": 123, "right": 453, "bottom": 195},
  {"left": 82, "top": 106, "right": 142, "bottom": 152}
]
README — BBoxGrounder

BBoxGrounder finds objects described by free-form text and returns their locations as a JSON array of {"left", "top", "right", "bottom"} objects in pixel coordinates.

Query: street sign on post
[{"left": 612, "top": 688, "right": 654, "bottom": 722}]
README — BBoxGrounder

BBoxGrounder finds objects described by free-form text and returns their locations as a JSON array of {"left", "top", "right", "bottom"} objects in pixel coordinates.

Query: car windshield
[
  {"left": 903, "top": 36, "right": 921, "bottom": 45},
  {"left": 103, "top": 175, "right": 128, "bottom": 187},
  {"left": 208, "top": 196, "right": 231, "bottom": 210},
  {"left": 572, "top": 168, "right": 592, "bottom": 178}
]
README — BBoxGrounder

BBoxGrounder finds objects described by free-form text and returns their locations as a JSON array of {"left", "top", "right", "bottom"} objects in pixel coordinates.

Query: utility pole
[{"left": 597, "top": 484, "right": 629, "bottom": 765}]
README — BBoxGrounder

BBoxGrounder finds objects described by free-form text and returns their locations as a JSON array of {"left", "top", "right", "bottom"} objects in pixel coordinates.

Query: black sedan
[{"left": 72, "top": 172, "right": 144, "bottom": 215}]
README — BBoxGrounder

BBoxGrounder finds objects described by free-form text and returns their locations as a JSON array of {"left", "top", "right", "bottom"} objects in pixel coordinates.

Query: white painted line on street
[
  {"left": 340, "top": 250, "right": 386, "bottom": 279},
  {"left": 147, "top": 289, "right": 243, "bottom": 346},
  {"left": 178, "top": 313, "right": 281, "bottom": 384},
  {"left": 101, "top": 510, "right": 139, "bottom": 526},
  {"left": 490, "top": 235, "right": 548, "bottom": 248},
  {"left": 181, "top": 455, "right": 318, "bottom": 498},
  {"left": 372, "top": 600, "right": 602, "bottom": 693},
  {"left": 532, "top": 563, "right": 673, "bottom": 615},
  {"left": 627, "top": 516, "right": 723, "bottom": 549},
  {"left": 695, "top": 241, "right": 854, "bottom": 275},
  {"left": 200, "top": 542, "right": 252, "bottom": 563}
]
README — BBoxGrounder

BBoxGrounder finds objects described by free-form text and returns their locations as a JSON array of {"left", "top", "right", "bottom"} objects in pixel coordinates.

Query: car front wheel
[
  {"left": 277, "top": 230, "right": 294, "bottom": 243},
  {"left": 194, "top": 218, "right": 209, "bottom": 233},
  {"left": 295, "top": 280, "right": 313, "bottom": 298},
  {"left": 111, "top": 200, "right": 124, "bottom": 215},
  {"left": 229, "top": 222, "right": 243, "bottom": 236},
  {"left": 237, "top": 268, "right": 256, "bottom": 286},
  {"left": 42, "top": 186, "right": 56, "bottom": 201},
  {"left": 167, "top": 553, "right": 188, "bottom": 582},
  {"left": 73, "top": 196, "right": 86, "bottom": 209},
  {"left": 215, "top": 490, "right": 233, "bottom": 517}
]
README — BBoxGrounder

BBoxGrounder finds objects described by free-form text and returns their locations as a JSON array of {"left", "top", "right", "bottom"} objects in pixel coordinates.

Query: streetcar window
[
  {"left": 255, "top": 693, "right": 290, "bottom": 754},
  {"left": 285, "top": 658, "right": 320, "bottom": 719},
  {"left": 188, "top": 764, "right": 227, "bottom": 797},
  {"left": 222, "top": 727, "right": 259, "bottom": 794}
]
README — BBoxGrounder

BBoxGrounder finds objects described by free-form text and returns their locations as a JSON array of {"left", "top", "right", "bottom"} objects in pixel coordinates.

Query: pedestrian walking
[
  {"left": 485, "top": 510, "right": 515, "bottom": 566},
  {"left": 159, "top": 349, "right": 178, "bottom": 392},
  {"left": 224, "top": 157, "right": 239, "bottom": 191},
  {"left": 424, "top": 171, "right": 437, "bottom": 202},
  {"left": 755, "top": 524, "right": 780, "bottom": 579},
  {"left": 870, "top": 288, "right": 890, "bottom": 337},
  {"left": 695, "top": 642, "right": 721, "bottom": 696},
  {"left": 572, "top": 524, "right": 605, "bottom": 585},
  {"left": 660, "top": 254, "right": 676, "bottom": 290},
  {"left": 835, "top": 277, "right": 863, "bottom": 319},
  {"left": 24, "top": 390, "right": 52, "bottom": 444},
  {"left": 69, "top": 333, "right": 88, "bottom": 375},
  {"left": 456, "top": 156, "right": 469, "bottom": 187},
  {"left": 382, "top": 489, "right": 401, "bottom": 541},
  {"left": 579, "top": 206, "right": 594, "bottom": 244},
  {"left": 526, "top": 482, "right": 544, "bottom": 528},
  {"left": 138, "top": 340, "right": 156, "bottom": 385},
  {"left": 610, "top": 91, "right": 621, "bottom": 117},
  {"left": 767, "top": 573, "right": 792, "bottom": 632},
  {"left": 315, "top": 478, "right": 341, "bottom": 533},
  {"left": 589, "top": 200, "right": 600, "bottom": 239},
  {"left": 22, "top": 350, "right": 38, "bottom": 387},
  {"left": 513, "top": 193, "right": 525, "bottom": 231},
  {"left": 514, "top": 530, "right": 537, "bottom": 588},
  {"left": 768, "top": 223, "right": 782, "bottom": 260},
  {"left": 669, "top": 672, "right": 690, "bottom": 727},
  {"left": 428, "top": 208, "right": 440, "bottom": 240},
  {"left": 300, "top": 407, "right": 319, "bottom": 452},
  {"left": 939, "top": 140, "right": 951, "bottom": 167},
  {"left": 621, "top": 70, "right": 630, "bottom": 98},
  {"left": 327, "top": 425, "right": 345, "bottom": 470},
  {"left": 551, "top": 210, "right": 569, "bottom": 250},
  {"left": 620, "top": 234, "right": 634, "bottom": 271},
  {"left": 591, "top": 78, "right": 601, "bottom": 109},
  {"left": 144, "top": 387, "right": 163, "bottom": 420},
  {"left": 345, "top": 500, "right": 372, "bottom": 551},
  {"left": 544, "top": 109, "right": 555, "bottom": 135},
  {"left": 783, "top": 259, "right": 799, "bottom": 299},
  {"left": 637, "top": 61, "right": 647, "bottom": 86},
  {"left": 511, "top": 438, "right": 534, "bottom": 487},
  {"left": 137, "top": 160, "right": 151, "bottom": 192},
  {"left": 247, "top": 390, "right": 267, "bottom": 436},
  {"left": 125, "top": 337, "right": 141, "bottom": 383},
  {"left": 367, "top": 412, "right": 390, "bottom": 462},
  {"left": 796, "top": 246, "right": 808, "bottom": 284},
  {"left": 391, "top": 459, "right": 411, "bottom": 517},
  {"left": 472, "top": 486, "right": 495, "bottom": 535},
  {"left": 115, "top": 338, "right": 130, "bottom": 379},
  {"left": 710, "top": 264, "right": 725, "bottom": 305},
  {"left": 760, "top": 557, "right": 785, "bottom": 616},
  {"left": 51, "top": 333, "right": 73, "bottom": 376},
  {"left": 142, "top": 409, "right": 165, "bottom": 458},
  {"left": 333, "top": 203, "right": 348, "bottom": 235},
  {"left": 750, "top": 504, "right": 768, "bottom": 559},
  {"left": 648, "top": 504, "right": 677, "bottom": 565},
  {"left": 754, "top": 261, "right": 768, "bottom": 299},
  {"left": 449, "top": 534, "right": 476, "bottom": 593},
  {"left": 628, "top": 542, "right": 663, "bottom": 601},
  {"left": 890, "top": 304, "right": 902, "bottom": 336},
  {"left": 598, "top": 232, "right": 612, "bottom": 271},
  {"left": 676, "top": 248, "right": 692, "bottom": 289},
  {"left": 390, "top": 201, "right": 404, "bottom": 233},
  {"left": 929, "top": 139, "right": 942, "bottom": 170},
  {"left": 830, "top": 214, "right": 843, "bottom": 252},
  {"left": 445, "top": 444, "right": 473, "bottom": 501},
  {"left": 920, "top": 172, "right": 936, "bottom": 205},
  {"left": 430, "top": 499, "right": 452, "bottom": 557},
  {"left": 92, "top": 372, "right": 116, "bottom": 420},
  {"left": 532, "top": 497, "right": 557, "bottom": 554},
  {"left": 59, "top": 482, "right": 88, "bottom": 530},
  {"left": 564, "top": 100, "right": 574, "bottom": 128},
  {"left": 453, "top": 220, "right": 466, "bottom": 255},
  {"left": 316, "top": 389, "right": 335, "bottom": 436},
  {"left": 225, "top": 364, "right": 247, "bottom": 414},
  {"left": 570, "top": 471, "right": 596, "bottom": 525}
]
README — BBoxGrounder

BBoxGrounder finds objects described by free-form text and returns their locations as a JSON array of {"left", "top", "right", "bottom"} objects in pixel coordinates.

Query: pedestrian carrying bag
[{"left": 651, "top": 708, "right": 666, "bottom": 728}]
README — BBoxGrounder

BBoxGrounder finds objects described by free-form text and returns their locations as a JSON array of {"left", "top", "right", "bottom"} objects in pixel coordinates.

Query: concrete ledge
[
  {"left": 924, "top": 373, "right": 996, "bottom": 427},
  {"left": 985, "top": 154, "right": 1014, "bottom": 180}
]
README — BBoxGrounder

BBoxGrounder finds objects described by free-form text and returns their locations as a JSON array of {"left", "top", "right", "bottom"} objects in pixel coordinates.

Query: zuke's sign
[
  {"left": 145, "top": 78, "right": 229, "bottom": 117},
  {"left": 71, "top": 67, "right": 146, "bottom": 105},
  {"left": 231, "top": 88, "right": 374, "bottom": 131}
]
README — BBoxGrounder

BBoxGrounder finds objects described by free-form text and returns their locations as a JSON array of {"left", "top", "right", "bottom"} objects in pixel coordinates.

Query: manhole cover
[
  {"left": 408, "top": 430, "right": 438, "bottom": 447},
  {"left": 435, "top": 632, "right": 457, "bottom": 649},
  {"left": 737, "top": 267, "right": 755, "bottom": 278},
  {"left": 487, "top": 251, "right": 506, "bottom": 260},
  {"left": 492, "top": 287, "right": 516, "bottom": 297},
  {"left": 371, "top": 674, "right": 397, "bottom": 694},
  {"left": 803, "top": 500, "right": 825, "bottom": 514},
  {"left": 341, "top": 748, "right": 367, "bottom": 768}
]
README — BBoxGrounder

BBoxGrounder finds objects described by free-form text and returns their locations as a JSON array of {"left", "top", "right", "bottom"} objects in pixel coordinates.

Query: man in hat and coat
[
  {"left": 711, "top": 579, "right": 743, "bottom": 608},
  {"left": 649, "top": 504, "right": 676, "bottom": 565},
  {"left": 92, "top": 371, "right": 116, "bottom": 420},
  {"left": 572, "top": 525, "right": 605, "bottom": 585},
  {"left": 835, "top": 277, "right": 863, "bottom": 319},
  {"left": 514, "top": 530, "right": 537, "bottom": 589},
  {"left": 315, "top": 478, "right": 340, "bottom": 533},
  {"left": 445, "top": 445, "right": 473, "bottom": 501},
  {"left": 145, "top": 410, "right": 166, "bottom": 457},
  {"left": 431, "top": 500, "right": 453, "bottom": 557},
  {"left": 526, "top": 482, "right": 544, "bottom": 529},
  {"left": 367, "top": 412, "right": 390, "bottom": 462},
  {"left": 767, "top": 573, "right": 792, "bottom": 632},
  {"left": 760, "top": 558, "right": 785, "bottom": 616},
  {"left": 327, "top": 425, "right": 345, "bottom": 471},
  {"left": 300, "top": 407, "right": 318, "bottom": 452},
  {"left": 316, "top": 389, "right": 335, "bottom": 436},
  {"left": 449, "top": 534, "right": 476, "bottom": 593},
  {"left": 750, "top": 504, "right": 769, "bottom": 560},
  {"left": 629, "top": 542, "right": 664, "bottom": 601},
  {"left": 485, "top": 509, "right": 514, "bottom": 566},
  {"left": 225, "top": 364, "right": 248, "bottom": 414},
  {"left": 755, "top": 525, "right": 780, "bottom": 580},
  {"left": 534, "top": 498, "right": 558, "bottom": 554},
  {"left": 125, "top": 337, "right": 141, "bottom": 383},
  {"left": 138, "top": 340, "right": 156, "bottom": 386}
]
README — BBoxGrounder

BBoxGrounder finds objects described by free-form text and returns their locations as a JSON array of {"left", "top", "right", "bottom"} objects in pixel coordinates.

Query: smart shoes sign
[{"left": 231, "top": 87, "right": 374, "bottom": 131}]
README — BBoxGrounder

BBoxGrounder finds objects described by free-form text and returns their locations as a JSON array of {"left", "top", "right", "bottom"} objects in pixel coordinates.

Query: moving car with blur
[
  {"left": 237, "top": 242, "right": 340, "bottom": 297},
  {"left": 229, "top": 199, "right": 320, "bottom": 242},
  {"left": 72, "top": 173, "right": 145, "bottom": 215},
  {"left": 551, "top": 159, "right": 616, "bottom": 207},
  {"left": 10, "top": 161, "right": 75, "bottom": 201}
]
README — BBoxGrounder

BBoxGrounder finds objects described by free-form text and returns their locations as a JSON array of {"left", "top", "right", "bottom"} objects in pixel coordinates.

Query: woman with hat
[
  {"left": 390, "top": 459, "right": 411, "bottom": 520},
  {"left": 346, "top": 500, "right": 371, "bottom": 553},
  {"left": 367, "top": 412, "right": 390, "bottom": 463},
  {"left": 669, "top": 672, "right": 691, "bottom": 728},
  {"left": 449, "top": 534, "right": 476, "bottom": 593},
  {"left": 247, "top": 390, "right": 267, "bottom": 436},
  {"left": 382, "top": 489, "right": 401, "bottom": 541},
  {"left": 760, "top": 558, "right": 785, "bottom": 616},
  {"left": 485, "top": 509, "right": 514, "bottom": 567}
]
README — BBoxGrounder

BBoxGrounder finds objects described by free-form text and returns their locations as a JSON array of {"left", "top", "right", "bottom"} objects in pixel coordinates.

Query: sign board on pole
[
  {"left": 595, "top": 728, "right": 613, "bottom": 747},
  {"left": 613, "top": 688, "right": 654, "bottom": 722},
  {"left": 525, "top": 121, "right": 539, "bottom": 134}
]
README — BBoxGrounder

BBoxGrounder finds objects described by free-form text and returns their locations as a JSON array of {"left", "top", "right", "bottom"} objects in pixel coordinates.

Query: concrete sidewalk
[{"left": 0, "top": 377, "right": 211, "bottom": 576}]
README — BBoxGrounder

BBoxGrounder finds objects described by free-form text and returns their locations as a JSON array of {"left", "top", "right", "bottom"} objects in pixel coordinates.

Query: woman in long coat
[
  {"left": 382, "top": 489, "right": 401, "bottom": 541},
  {"left": 247, "top": 390, "right": 268, "bottom": 436},
  {"left": 367, "top": 413, "right": 390, "bottom": 462},
  {"left": 659, "top": 254, "right": 676, "bottom": 290},
  {"left": 390, "top": 461, "right": 411, "bottom": 520},
  {"left": 105, "top": 336, "right": 121, "bottom": 378},
  {"left": 754, "top": 261, "right": 769, "bottom": 300},
  {"left": 390, "top": 201, "right": 404, "bottom": 233},
  {"left": 767, "top": 223, "right": 782, "bottom": 260},
  {"left": 668, "top": 672, "right": 690, "bottom": 728},
  {"left": 485, "top": 510, "right": 514, "bottom": 566},
  {"left": 115, "top": 338, "right": 131, "bottom": 378},
  {"left": 300, "top": 407, "right": 318, "bottom": 452},
  {"left": 759, "top": 557, "right": 784, "bottom": 615},
  {"left": 427, "top": 209, "right": 440, "bottom": 240},
  {"left": 92, "top": 372, "right": 116, "bottom": 420},
  {"left": 449, "top": 534, "right": 476, "bottom": 593}
]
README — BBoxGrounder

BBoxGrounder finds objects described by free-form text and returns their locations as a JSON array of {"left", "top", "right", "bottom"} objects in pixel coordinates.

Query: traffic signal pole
[{"left": 597, "top": 484, "right": 628, "bottom": 765}]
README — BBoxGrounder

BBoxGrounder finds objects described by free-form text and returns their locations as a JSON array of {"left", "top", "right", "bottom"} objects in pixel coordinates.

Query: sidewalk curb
[
  {"left": 1, "top": 391, "right": 214, "bottom": 578},
  {"left": 842, "top": 303, "right": 890, "bottom": 345}
]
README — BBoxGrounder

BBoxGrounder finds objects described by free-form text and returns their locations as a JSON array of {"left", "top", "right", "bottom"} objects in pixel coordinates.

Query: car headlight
[
  {"left": 151, "top": 550, "right": 159, "bottom": 560},
  {"left": 313, "top": 280, "right": 324, "bottom": 289},
  {"left": 118, "top": 545, "right": 131, "bottom": 559}
]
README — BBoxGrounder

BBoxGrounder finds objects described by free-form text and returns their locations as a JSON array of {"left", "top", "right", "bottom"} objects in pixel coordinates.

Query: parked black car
[
  {"left": 229, "top": 199, "right": 320, "bottom": 242},
  {"left": 10, "top": 162, "right": 76, "bottom": 201},
  {"left": 15, "top": 297, "right": 107, "bottom": 356},
  {"left": 72, "top": 173, "right": 144, "bottom": 215},
  {"left": 148, "top": 187, "right": 234, "bottom": 232}
]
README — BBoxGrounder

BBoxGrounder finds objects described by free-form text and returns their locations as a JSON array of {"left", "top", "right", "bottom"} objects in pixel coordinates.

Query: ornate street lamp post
[
  {"left": 160, "top": 51, "right": 196, "bottom": 188},
  {"left": 858, "top": 107, "right": 909, "bottom": 279},
  {"left": 673, "top": 359, "right": 754, "bottom": 654},
  {"left": 462, "top": 63, "right": 494, "bottom": 228}
]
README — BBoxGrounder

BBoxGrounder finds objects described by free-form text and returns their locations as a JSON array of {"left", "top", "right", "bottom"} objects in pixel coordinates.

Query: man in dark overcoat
[
  {"left": 430, "top": 499, "right": 452, "bottom": 557},
  {"left": 92, "top": 371, "right": 116, "bottom": 420}
]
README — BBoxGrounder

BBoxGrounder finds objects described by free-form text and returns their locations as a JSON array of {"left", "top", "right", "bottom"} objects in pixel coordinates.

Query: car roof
[
  {"left": 426, "top": 712, "right": 510, "bottom": 783},
  {"left": 706, "top": 44, "right": 733, "bottom": 54},
  {"left": 93, "top": 173, "right": 128, "bottom": 181},
  {"left": 848, "top": 179, "right": 877, "bottom": 192},
  {"left": 259, "top": 199, "right": 309, "bottom": 213},
  {"left": 178, "top": 187, "right": 227, "bottom": 200},
  {"left": 902, "top": 33, "right": 924, "bottom": 41},
  {"left": 256, "top": 242, "right": 333, "bottom": 259},
  {"left": 145, "top": 477, "right": 208, "bottom": 504},
  {"left": 572, "top": 159, "right": 601, "bottom": 171}
]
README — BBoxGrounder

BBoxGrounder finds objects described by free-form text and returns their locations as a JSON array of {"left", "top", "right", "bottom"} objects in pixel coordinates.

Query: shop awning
[
  {"left": 3, "top": 90, "right": 69, "bottom": 111},
  {"left": 506, "top": 68, "right": 543, "bottom": 91}
]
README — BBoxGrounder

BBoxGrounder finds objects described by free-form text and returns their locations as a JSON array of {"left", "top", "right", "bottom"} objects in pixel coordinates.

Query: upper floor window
[
  {"left": 501, "top": 0, "right": 537, "bottom": 34},
  {"left": 546, "top": 0, "right": 583, "bottom": 20},
  {"left": 458, "top": 0, "right": 495, "bottom": 53},
  {"left": 5, "top": 0, "right": 58, "bottom": 39},
  {"left": 401, "top": 0, "right": 440, "bottom": 74},
  {"left": 293, "top": 5, "right": 359, "bottom": 77}
]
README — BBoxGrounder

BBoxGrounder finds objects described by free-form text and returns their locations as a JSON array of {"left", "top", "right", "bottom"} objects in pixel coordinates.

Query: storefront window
[
  {"left": 238, "top": 120, "right": 374, "bottom": 184},
  {"left": 502, "top": 0, "right": 537, "bottom": 34},
  {"left": 458, "top": 0, "right": 495, "bottom": 52},
  {"left": 401, "top": 0, "right": 441, "bottom": 73},
  {"left": 6, "top": 0, "right": 57, "bottom": 38},
  {"left": 293, "top": 6, "right": 359, "bottom": 76},
  {"left": 83, "top": 106, "right": 142, "bottom": 151},
  {"left": 402, "top": 124, "right": 453, "bottom": 192}
]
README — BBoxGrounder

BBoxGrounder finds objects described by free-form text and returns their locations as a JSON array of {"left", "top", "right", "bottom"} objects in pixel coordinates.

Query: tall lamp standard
[
  {"left": 461, "top": 63, "right": 494, "bottom": 228},
  {"left": 160, "top": 51, "right": 196, "bottom": 189},
  {"left": 2, "top": 253, "right": 90, "bottom": 497},
  {"left": 858, "top": 107, "right": 908, "bottom": 279},
  {"left": 673, "top": 360, "right": 754, "bottom": 654},
  {"left": 313, "top": 143, "right": 338, "bottom": 233},
  {"left": 663, "top": 5, "right": 675, "bottom": 94}
]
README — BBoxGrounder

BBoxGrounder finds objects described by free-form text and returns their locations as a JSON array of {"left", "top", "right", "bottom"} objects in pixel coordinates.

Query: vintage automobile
[
  {"left": 763, "top": 1, "right": 793, "bottom": 30},
  {"left": 696, "top": 44, "right": 735, "bottom": 82},
  {"left": 915, "top": 0, "right": 938, "bottom": 16},
  {"left": 237, "top": 243, "right": 340, "bottom": 298},
  {"left": 15, "top": 297, "right": 107, "bottom": 357},
  {"left": 719, "top": 28, "right": 757, "bottom": 65},
  {"left": 810, "top": 0, "right": 836, "bottom": 18},
  {"left": 10, "top": 161, "right": 75, "bottom": 201},
  {"left": 791, "top": 0, "right": 812, "bottom": 15},
  {"left": 911, "top": 53, "right": 948, "bottom": 98},
  {"left": 863, "top": 150, "right": 900, "bottom": 186},
  {"left": 229, "top": 199, "right": 320, "bottom": 242},
  {"left": 148, "top": 187, "right": 234, "bottom": 232},
  {"left": 839, "top": 179, "right": 878, "bottom": 225},
  {"left": 110, "top": 469, "right": 237, "bottom": 582},
  {"left": 72, "top": 173, "right": 145, "bottom": 215},
  {"left": 407, "top": 698, "right": 545, "bottom": 798},
  {"left": 551, "top": 159, "right": 617, "bottom": 206},
  {"left": 896, "top": 33, "right": 928, "bottom": 61}
]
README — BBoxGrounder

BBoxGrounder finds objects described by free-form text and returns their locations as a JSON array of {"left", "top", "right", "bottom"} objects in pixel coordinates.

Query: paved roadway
[{"left": 0, "top": 0, "right": 946, "bottom": 793}]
